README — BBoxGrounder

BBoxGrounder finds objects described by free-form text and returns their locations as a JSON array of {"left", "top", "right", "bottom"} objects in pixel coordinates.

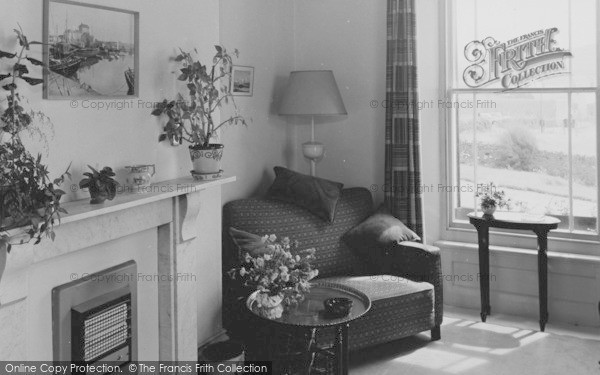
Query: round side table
[{"left": 247, "top": 281, "right": 371, "bottom": 375}]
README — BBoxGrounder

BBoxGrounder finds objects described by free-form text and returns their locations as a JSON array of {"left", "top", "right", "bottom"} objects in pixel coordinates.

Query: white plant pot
[{"left": 189, "top": 144, "right": 224, "bottom": 174}]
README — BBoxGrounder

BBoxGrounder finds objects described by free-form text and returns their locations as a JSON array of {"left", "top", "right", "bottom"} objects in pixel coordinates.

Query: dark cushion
[
  {"left": 229, "top": 227, "right": 270, "bottom": 257},
  {"left": 342, "top": 212, "right": 420, "bottom": 257},
  {"left": 266, "top": 166, "right": 343, "bottom": 223}
]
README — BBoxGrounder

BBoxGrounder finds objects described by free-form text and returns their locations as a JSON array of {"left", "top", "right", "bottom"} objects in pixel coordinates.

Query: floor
[{"left": 349, "top": 306, "right": 600, "bottom": 375}]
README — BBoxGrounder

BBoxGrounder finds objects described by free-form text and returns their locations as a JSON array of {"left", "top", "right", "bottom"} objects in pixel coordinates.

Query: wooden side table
[
  {"left": 468, "top": 212, "right": 560, "bottom": 332},
  {"left": 247, "top": 282, "right": 371, "bottom": 375}
]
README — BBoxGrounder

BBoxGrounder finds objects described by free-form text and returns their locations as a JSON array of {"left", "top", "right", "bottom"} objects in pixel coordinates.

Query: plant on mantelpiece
[
  {"left": 0, "top": 26, "right": 71, "bottom": 260},
  {"left": 151, "top": 45, "right": 248, "bottom": 176},
  {"left": 79, "top": 166, "right": 120, "bottom": 204}
]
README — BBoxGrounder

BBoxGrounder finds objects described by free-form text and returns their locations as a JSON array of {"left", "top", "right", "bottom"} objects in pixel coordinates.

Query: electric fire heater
[{"left": 52, "top": 261, "right": 138, "bottom": 368}]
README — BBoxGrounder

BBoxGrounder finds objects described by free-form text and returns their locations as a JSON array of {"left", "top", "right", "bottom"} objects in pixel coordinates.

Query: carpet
[{"left": 349, "top": 316, "right": 600, "bottom": 375}]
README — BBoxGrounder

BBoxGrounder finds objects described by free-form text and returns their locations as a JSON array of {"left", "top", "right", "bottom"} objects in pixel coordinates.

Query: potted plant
[
  {"left": 152, "top": 45, "right": 248, "bottom": 176},
  {"left": 79, "top": 166, "right": 120, "bottom": 204},
  {"left": 476, "top": 183, "right": 510, "bottom": 216},
  {"left": 0, "top": 27, "right": 71, "bottom": 281}
]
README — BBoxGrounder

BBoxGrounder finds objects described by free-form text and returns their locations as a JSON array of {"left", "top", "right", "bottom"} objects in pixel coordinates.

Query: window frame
[{"left": 441, "top": 0, "right": 600, "bottom": 246}]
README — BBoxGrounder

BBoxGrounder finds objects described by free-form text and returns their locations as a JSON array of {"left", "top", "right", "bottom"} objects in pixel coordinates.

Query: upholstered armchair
[{"left": 222, "top": 187, "right": 443, "bottom": 353}]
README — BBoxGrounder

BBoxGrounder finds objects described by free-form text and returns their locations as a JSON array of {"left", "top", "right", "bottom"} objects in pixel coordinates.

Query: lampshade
[{"left": 278, "top": 70, "right": 347, "bottom": 116}]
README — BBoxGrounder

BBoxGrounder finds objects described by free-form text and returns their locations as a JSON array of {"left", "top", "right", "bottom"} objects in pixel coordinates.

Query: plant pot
[
  {"left": 89, "top": 195, "right": 107, "bottom": 205},
  {"left": 481, "top": 205, "right": 496, "bottom": 216},
  {"left": 200, "top": 340, "right": 245, "bottom": 375},
  {"left": 189, "top": 144, "right": 224, "bottom": 174}
]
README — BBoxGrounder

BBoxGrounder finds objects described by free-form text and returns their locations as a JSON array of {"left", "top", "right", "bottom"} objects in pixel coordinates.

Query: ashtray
[{"left": 323, "top": 297, "right": 353, "bottom": 318}]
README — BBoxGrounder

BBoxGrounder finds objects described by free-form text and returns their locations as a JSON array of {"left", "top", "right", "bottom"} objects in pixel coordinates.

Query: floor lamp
[{"left": 278, "top": 70, "right": 347, "bottom": 176}]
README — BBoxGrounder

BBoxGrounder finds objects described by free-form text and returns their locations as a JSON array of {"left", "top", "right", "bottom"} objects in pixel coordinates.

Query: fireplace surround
[{"left": 0, "top": 176, "right": 234, "bottom": 361}]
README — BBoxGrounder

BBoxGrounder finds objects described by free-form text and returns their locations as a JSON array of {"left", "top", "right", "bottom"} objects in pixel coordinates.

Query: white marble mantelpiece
[{"left": 0, "top": 176, "right": 235, "bottom": 361}]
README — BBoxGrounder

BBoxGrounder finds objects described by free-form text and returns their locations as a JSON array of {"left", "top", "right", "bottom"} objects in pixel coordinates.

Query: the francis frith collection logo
[{"left": 463, "top": 27, "right": 572, "bottom": 89}]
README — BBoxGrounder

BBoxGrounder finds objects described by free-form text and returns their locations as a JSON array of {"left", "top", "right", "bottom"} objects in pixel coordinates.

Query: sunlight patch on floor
[
  {"left": 444, "top": 357, "right": 489, "bottom": 374},
  {"left": 451, "top": 343, "right": 492, "bottom": 353},
  {"left": 392, "top": 347, "right": 471, "bottom": 370},
  {"left": 470, "top": 322, "right": 519, "bottom": 334}
]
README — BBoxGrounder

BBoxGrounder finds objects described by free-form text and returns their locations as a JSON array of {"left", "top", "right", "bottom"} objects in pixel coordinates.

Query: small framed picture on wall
[{"left": 230, "top": 65, "right": 254, "bottom": 96}]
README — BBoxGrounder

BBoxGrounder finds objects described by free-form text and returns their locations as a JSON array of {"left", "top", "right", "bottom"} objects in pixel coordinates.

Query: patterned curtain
[{"left": 384, "top": 0, "right": 424, "bottom": 239}]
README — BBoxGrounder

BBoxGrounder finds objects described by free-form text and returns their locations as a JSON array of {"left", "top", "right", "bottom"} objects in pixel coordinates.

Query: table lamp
[{"left": 278, "top": 70, "right": 347, "bottom": 176}]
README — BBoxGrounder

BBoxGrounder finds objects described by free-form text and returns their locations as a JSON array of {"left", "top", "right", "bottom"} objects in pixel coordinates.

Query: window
[{"left": 446, "top": 0, "right": 599, "bottom": 237}]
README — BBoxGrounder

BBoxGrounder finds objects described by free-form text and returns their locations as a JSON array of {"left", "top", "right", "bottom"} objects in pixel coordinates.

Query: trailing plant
[
  {"left": 151, "top": 45, "right": 247, "bottom": 149},
  {"left": 79, "top": 166, "right": 119, "bottom": 204},
  {"left": 0, "top": 26, "right": 70, "bottom": 252}
]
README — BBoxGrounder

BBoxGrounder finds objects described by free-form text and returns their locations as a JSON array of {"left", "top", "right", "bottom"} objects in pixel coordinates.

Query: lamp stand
[{"left": 302, "top": 116, "right": 324, "bottom": 176}]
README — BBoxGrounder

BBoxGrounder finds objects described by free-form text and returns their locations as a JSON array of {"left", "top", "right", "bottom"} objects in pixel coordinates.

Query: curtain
[{"left": 384, "top": 0, "right": 424, "bottom": 239}]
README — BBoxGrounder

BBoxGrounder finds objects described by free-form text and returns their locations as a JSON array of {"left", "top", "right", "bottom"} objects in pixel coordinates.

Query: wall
[
  {"left": 0, "top": 0, "right": 220, "bottom": 202},
  {"left": 291, "top": 0, "right": 387, "bottom": 201},
  {"left": 219, "top": 0, "right": 296, "bottom": 203}
]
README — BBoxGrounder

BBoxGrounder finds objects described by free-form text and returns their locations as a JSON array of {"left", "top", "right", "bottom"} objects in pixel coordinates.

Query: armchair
[{"left": 222, "top": 187, "right": 443, "bottom": 352}]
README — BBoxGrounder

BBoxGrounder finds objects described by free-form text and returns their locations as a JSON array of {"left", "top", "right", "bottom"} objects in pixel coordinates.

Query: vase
[
  {"left": 481, "top": 205, "right": 496, "bottom": 216},
  {"left": 189, "top": 144, "right": 224, "bottom": 174},
  {"left": 254, "top": 292, "right": 284, "bottom": 319},
  {"left": 125, "top": 164, "right": 156, "bottom": 192}
]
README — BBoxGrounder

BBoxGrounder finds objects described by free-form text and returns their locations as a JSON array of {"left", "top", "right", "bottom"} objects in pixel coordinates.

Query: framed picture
[
  {"left": 230, "top": 65, "right": 254, "bottom": 96},
  {"left": 43, "top": 0, "right": 139, "bottom": 99}
]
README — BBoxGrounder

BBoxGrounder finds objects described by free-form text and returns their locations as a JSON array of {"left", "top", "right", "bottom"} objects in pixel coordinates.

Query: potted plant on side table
[
  {"left": 151, "top": 46, "right": 248, "bottom": 179},
  {"left": 0, "top": 27, "right": 71, "bottom": 282},
  {"left": 476, "top": 182, "right": 510, "bottom": 217}
]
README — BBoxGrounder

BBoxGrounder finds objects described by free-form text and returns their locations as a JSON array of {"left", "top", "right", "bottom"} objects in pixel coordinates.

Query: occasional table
[
  {"left": 246, "top": 282, "right": 371, "bottom": 375},
  {"left": 468, "top": 212, "right": 560, "bottom": 332}
]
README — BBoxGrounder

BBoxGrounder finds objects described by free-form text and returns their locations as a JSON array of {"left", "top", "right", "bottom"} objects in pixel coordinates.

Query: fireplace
[
  {"left": 0, "top": 176, "right": 234, "bottom": 361},
  {"left": 52, "top": 261, "right": 138, "bottom": 365}
]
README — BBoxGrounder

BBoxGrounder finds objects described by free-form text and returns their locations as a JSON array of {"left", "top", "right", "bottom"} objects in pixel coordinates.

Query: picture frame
[
  {"left": 43, "top": 0, "right": 139, "bottom": 99},
  {"left": 230, "top": 65, "right": 254, "bottom": 97}
]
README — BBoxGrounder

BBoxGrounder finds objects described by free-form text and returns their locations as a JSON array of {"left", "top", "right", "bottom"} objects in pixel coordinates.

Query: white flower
[
  {"left": 244, "top": 253, "right": 252, "bottom": 263},
  {"left": 261, "top": 235, "right": 269, "bottom": 243},
  {"left": 295, "top": 255, "right": 301, "bottom": 262},
  {"left": 264, "top": 254, "right": 272, "bottom": 261},
  {"left": 281, "top": 273, "right": 290, "bottom": 282},
  {"left": 268, "top": 234, "right": 277, "bottom": 242},
  {"left": 255, "top": 258, "right": 265, "bottom": 267},
  {"left": 270, "top": 271, "right": 279, "bottom": 281},
  {"left": 239, "top": 268, "right": 247, "bottom": 276},
  {"left": 279, "top": 265, "right": 289, "bottom": 273}
]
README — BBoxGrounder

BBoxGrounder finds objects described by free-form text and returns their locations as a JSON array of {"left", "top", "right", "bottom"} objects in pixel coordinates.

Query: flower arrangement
[
  {"left": 229, "top": 234, "right": 319, "bottom": 319},
  {"left": 476, "top": 182, "right": 510, "bottom": 215}
]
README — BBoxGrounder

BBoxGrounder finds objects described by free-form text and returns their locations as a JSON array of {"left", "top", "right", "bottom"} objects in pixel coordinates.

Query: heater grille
[{"left": 72, "top": 289, "right": 132, "bottom": 364}]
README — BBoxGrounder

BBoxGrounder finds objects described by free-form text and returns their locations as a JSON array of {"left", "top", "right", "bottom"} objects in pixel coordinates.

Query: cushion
[
  {"left": 342, "top": 211, "right": 420, "bottom": 256},
  {"left": 229, "top": 227, "right": 270, "bottom": 257},
  {"left": 266, "top": 166, "right": 344, "bottom": 223}
]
